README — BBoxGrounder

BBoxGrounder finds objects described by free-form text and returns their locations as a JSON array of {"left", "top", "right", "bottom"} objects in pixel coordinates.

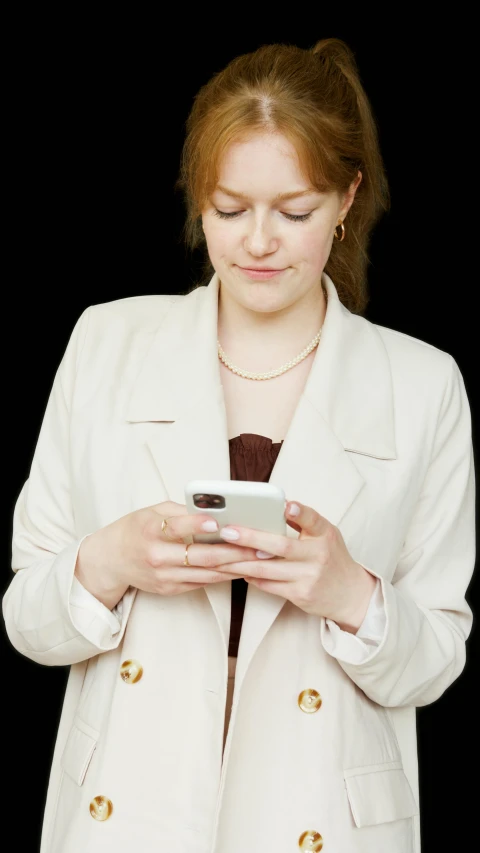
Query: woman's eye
[
  {"left": 213, "top": 209, "right": 243, "bottom": 219},
  {"left": 283, "top": 212, "right": 313, "bottom": 222},
  {"left": 213, "top": 209, "right": 313, "bottom": 222}
]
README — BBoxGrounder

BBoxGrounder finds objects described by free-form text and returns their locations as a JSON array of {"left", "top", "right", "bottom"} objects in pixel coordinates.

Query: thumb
[{"left": 285, "top": 501, "right": 330, "bottom": 538}]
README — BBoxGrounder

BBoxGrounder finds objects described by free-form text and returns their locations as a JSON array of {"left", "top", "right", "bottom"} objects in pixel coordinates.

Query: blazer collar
[{"left": 127, "top": 272, "right": 396, "bottom": 461}]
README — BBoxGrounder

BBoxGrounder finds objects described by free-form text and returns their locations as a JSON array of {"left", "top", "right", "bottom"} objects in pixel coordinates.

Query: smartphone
[{"left": 184, "top": 479, "right": 287, "bottom": 544}]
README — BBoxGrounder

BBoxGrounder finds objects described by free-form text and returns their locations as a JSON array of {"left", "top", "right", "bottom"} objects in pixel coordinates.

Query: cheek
[
  {"left": 203, "top": 221, "right": 236, "bottom": 259},
  {"left": 298, "top": 229, "right": 332, "bottom": 268}
]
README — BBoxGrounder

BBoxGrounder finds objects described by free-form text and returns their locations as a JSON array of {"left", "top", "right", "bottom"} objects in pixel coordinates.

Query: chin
[
  {"left": 220, "top": 271, "right": 298, "bottom": 311},
  {"left": 244, "top": 292, "right": 294, "bottom": 314}
]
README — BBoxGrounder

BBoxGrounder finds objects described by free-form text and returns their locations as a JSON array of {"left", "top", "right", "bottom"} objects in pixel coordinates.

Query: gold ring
[
  {"left": 183, "top": 543, "right": 192, "bottom": 567},
  {"left": 161, "top": 517, "right": 173, "bottom": 539}
]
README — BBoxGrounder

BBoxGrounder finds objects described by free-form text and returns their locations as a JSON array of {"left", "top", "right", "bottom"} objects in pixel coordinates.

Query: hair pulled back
[{"left": 179, "top": 38, "right": 389, "bottom": 313}]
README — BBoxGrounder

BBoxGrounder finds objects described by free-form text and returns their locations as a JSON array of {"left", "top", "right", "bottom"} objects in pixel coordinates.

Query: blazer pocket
[
  {"left": 61, "top": 718, "right": 99, "bottom": 786},
  {"left": 344, "top": 762, "right": 419, "bottom": 828}
]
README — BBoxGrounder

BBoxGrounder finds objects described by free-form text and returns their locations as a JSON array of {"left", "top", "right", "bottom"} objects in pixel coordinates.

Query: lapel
[{"left": 126, "top": 274, "right": 397, "bottom": 684}]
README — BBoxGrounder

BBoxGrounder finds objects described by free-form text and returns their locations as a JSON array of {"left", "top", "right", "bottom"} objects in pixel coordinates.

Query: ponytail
[{"left": 309, "top": 38, "right": 390, "bottom": 310}]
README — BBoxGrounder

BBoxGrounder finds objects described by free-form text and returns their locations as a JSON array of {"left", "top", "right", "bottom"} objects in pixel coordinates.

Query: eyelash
[{"left": 213, "top": 209, "right": 313, "bottom": 223}]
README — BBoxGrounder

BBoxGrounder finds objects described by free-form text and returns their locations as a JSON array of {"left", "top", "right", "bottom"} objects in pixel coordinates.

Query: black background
[{"left": 3, "top": 15, "right": 477, "bottom": 852}]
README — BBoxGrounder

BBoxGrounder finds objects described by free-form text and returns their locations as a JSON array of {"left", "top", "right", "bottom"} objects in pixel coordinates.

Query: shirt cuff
[
  {"left": 323, "top": 579, "right": 386, "bottom": 664},
  {"left": 70, "top": 575, "right": 122, "bottom": 637}
]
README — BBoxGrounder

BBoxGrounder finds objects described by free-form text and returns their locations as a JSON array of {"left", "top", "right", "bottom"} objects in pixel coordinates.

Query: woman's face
[{"left": 202, "top": 131, "right": 359, "bottom": 315}]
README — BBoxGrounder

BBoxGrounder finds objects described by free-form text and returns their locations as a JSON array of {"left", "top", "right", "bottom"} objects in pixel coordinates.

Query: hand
[
  {"left": 75, "top": 501, "right": 259, "bottom": 610},
  {"left": 217, "top": 501, "right": 377, "bottom": 633}
]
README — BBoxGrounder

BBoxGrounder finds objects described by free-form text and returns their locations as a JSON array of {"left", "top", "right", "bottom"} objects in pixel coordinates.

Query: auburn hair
[{"left": 179, "top": 38, "right": 390, "bottom": 313}]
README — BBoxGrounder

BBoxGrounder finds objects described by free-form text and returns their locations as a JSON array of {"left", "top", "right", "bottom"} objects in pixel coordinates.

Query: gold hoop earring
[{"left": 334, "top": 221, "right": 345, "bottom": 242}]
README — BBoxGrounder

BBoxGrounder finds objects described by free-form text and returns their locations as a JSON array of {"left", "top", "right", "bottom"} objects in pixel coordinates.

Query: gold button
[
  {"left": 298, "top": 689, "right": 322, "bottom": 713},
  {"left": 120, "top": 659, "right": 143, "bottom": 684},
  {"left": 90, "top": 795, "right": 113, "bottom": 821},
  {"left": 299, "top": 830, "right": 323, "bottom": 850}
]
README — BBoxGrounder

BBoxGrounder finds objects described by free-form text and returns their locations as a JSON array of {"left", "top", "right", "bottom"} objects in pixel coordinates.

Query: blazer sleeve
[
  {"left": 2, "top": 308, "right": 136, "bottom": 666},
  {"left": 321, "top": 356, "right": 475, "bottom": 707},
  {"left": 324, "top": 580, "right": 386, "bottom": 663}
]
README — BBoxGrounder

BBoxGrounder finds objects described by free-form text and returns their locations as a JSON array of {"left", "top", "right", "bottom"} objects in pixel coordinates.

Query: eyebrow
[{"left": 215, "top": 184, "right": 318, "bottom": 202}]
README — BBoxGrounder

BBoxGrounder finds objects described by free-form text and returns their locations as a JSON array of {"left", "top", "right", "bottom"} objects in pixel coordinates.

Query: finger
[
  {"left": 170, "top": 575, "right": 246, "bottom": 594},
  {"left": 148, "top": 541, "right": 260, "bottom": 568},
  {"left": 220, "top": 559, "right": 296, "bottom": 581},
  {"left": 163, "top": 578, "right": 241, "bottom": 596},
  {"left": 218, "top": 524, "right": 303, "bottom": 560},
  {"left": 146, "top": 509, "right": 220, "bottom": 543},
  {"left": 190, "top": 543, "right": 260, "bottom": 567},
  {"left": 285, "top": 501, "right": 330, "bottom": 538},
  {"left": 151, "top": 501, "right": 188, "bottom": 517},
  {"left": 157, "top": 569, "right": 246, "bottom": 585},
  {"left": 247, "top": 578, "right": 290, "bottom": 598},
  {"left": 144, "top": 503, "right": 188, "bottom": 542}
]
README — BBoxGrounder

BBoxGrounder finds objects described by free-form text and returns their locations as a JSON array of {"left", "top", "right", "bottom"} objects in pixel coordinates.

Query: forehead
[{"left": 216, "top": 132, "right": 313, "bottom": 196}]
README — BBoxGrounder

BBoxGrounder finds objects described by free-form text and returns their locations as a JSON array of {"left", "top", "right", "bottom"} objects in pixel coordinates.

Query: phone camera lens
[{"left": 193, "top": 493, "right": 226, "bottom": 509}]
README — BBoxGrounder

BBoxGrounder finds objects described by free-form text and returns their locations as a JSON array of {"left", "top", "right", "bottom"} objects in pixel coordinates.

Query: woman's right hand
[{"left": 74, "top": 501, "right": 256, "bottom": 610}]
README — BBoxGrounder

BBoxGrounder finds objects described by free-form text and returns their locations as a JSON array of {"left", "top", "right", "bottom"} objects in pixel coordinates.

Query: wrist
[
  {"left": 75, "top": 533, "right": 128, "bottom": 611},
  {"left": 331, "top": 564, "right": 377, "bottom": 634}
]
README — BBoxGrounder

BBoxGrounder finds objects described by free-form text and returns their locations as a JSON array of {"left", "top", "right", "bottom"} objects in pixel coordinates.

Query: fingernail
[
  {"left": 288, "top": 503, "right": 300, "bottom": 517},
  {"left": 220, "top": 527, "right": 240, "bottom": 541},
  {"left": 201, "top": 520, "right": 218, "bottom": 532},
  {"left": 256, "top": 550, "right": 274, "bottom": 559}
]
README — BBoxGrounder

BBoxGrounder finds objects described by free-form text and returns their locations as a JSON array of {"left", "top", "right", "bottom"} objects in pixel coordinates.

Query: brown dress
[{"left": 223, "top": 433, "right": 283, "bottom": 748}]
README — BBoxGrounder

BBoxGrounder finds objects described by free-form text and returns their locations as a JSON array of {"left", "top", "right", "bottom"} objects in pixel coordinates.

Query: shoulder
[
  {"left": 369, "top": 321, "right": 471, "bottom": 426},
  {"left": 373, "top": 321, "right": 456, "bottom": 385},
  {"left": 62, "top": 291, "right": 198, "bottom": 382},
  {"left": 74, "top": 291, "right": 200, "bottom": 353},
  {"left": 85, "top": 292, "right": 183, "bottom": 333}
]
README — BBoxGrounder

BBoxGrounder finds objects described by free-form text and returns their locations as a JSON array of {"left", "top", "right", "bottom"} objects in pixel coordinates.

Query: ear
[{"left": 339, "top": 171, "right": 362, "bottom": 220}]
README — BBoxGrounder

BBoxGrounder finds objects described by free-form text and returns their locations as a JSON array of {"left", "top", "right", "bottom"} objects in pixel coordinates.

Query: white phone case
[{"left": 184, "top": 479, "right": 287, "bottom": 543}]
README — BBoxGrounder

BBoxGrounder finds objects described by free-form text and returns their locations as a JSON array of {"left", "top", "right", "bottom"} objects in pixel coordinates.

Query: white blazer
[{"left": 3, "top": 274, "right": 475, "bottom": 853}]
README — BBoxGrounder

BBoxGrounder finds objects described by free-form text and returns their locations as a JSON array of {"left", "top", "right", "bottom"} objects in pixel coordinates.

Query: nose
[{"left": 243, "top": 213, "right": 279, "bottom": 257}]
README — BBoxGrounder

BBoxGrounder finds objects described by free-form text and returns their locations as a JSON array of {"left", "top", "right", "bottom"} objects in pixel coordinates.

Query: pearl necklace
[{"left": 217, "top": 327, "right": 323, "bottom": 380}]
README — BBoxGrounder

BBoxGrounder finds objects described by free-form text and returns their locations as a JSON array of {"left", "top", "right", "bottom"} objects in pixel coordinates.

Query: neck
[{"left": 217, "top": 280, "right": 327, "bottom": 372}]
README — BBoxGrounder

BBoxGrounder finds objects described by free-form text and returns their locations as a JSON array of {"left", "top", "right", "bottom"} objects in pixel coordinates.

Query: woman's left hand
[{"left": 218, "top": 500, "right": 377, "bottom": 633}]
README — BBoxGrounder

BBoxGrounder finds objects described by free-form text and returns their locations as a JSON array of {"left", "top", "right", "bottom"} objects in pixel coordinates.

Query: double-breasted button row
[
  {"left": 89, "top": 660, "right": 144, "bottom": 820},
  {"left": 103, "top": 670, "right": 322, "bottom": 840},
  {"left": 297, "top": 691, "right": 323, "bottom": 847},
  {"left": 88, "top": 799, "right": 324, "bottom": 845},
  {"left": 298, "top": 688, "right": 322, "bottom": 713},
  {"left": 299, "top": 830, "right": 323, "bottom": 850}
]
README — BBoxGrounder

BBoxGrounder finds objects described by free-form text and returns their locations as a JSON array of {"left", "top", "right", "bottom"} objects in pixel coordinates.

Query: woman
[{"left": 3, "top": 38, "right": 474, "bottom": 853}]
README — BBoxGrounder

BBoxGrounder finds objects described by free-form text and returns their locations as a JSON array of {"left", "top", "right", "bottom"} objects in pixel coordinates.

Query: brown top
[{"left": 228, "top": 433, "right": 284, "bottom": 657}]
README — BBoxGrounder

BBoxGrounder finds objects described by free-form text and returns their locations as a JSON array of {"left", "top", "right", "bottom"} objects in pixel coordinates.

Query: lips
[{"left": 236, "top": 265, "right": 287, "bottom": 280}]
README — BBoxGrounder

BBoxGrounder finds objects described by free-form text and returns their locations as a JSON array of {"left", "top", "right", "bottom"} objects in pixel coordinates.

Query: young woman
[{"left": 3, "top": 39, "right": 474, "bottom": 853}]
